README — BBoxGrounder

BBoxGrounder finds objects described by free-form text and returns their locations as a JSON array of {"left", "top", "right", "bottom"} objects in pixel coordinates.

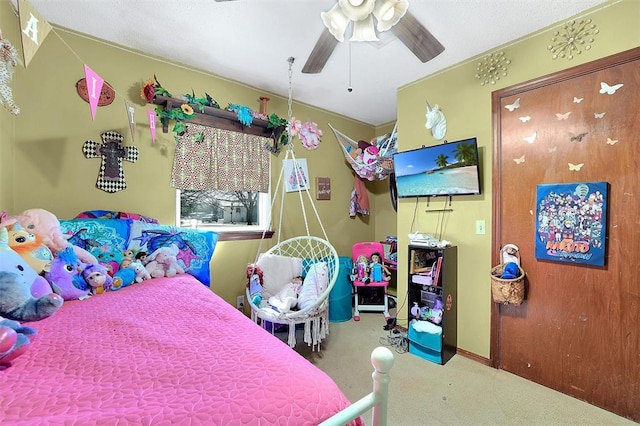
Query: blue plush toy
[{"left": 502, "top": 262, "right": 520, "bottom": 280}]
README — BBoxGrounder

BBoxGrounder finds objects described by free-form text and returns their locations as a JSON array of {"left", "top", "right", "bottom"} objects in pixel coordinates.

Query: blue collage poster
[{"left": 535, "top": 182, "right": 608, "bottom": 266}]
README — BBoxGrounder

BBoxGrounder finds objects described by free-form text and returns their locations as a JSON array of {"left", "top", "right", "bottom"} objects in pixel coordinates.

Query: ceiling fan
[{"left": 302, "top": 0, "right": 444, "bottom": 74}]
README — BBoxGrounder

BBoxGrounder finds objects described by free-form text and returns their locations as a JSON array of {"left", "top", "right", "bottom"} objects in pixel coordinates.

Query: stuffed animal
[
  {"left": 128, "top": 260, "right": 151, "bottom": 283},
  {"left": 0, "top": 209, "right": 98, "bottom": 265},
  {"left": 6, "top": 222, "right": 54, "bottom": 274},
  {"left": 0, "top": 226, "right": 52, "bottom": 299},
  {"left": 96, "top": 250, "right": 123, "bottom": 277},
  {"left": 0, "top": 269, "right": 62, "bottom": 368},
  {"left": 0, "top": 271, "right": 63, "bottom": 322},
  {"left": 82, "top": 263, "right": 113, "bottom": 294},
  {"left": 145, "top": 244, "right": 185, "bottom": 278},
  {"left": 112, "top": 267, "right": 136, "bottom": 290},
  {"left": 45, "top": 246, "right": 90, "bottom": 301},
  {"left": 0, "top": 319, "right": 36, "bottom": 368},
  {"left": 267, "top": 276, "right": 303, "bottom": 313}
]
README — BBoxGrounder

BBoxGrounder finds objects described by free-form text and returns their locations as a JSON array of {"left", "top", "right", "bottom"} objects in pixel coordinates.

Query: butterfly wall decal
[
  {"left": 568, "top": 162, "right": 584, "bottom": 171},
  {"left": 513, "top": 155, "right": 525, "bottom": 164},
  {"left": 606, "top": 138, "right": 619, "bottom": 145},
  {"left": 594, "top": 112, "right": 606, "bottom": 118},
  {"left": 570, "top": 132, "right": 588, "bottom": 142},
  {"left": 519, "top": 116, "right": 531, "bottom": 123},
  {"left": 504, "top": 98, "right": 520, "bottom": 112},
  {"left": 523, "top": 131, "right": 537, "bottom": 144},
  {"left": 599, "top": 81, "right": 624, "bottom": 95},
  {"left": 556, "top": 112, "right": 571, "bottom": 120},
  {"left": 573, "top": 97, "right": 584, "bottom": 103}
]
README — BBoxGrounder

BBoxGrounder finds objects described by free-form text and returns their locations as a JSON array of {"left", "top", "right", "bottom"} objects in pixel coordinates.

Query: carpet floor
[{"left": 295, "top": 313, "right": 633, "bottom": 425}]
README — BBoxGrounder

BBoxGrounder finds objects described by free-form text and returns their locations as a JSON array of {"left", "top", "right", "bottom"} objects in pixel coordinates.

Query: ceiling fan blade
[
  {"left": 302, "top": 28, "right": 339, "bottom": 74},
  {"left": 391, "top": 10, "right": 444, "bottom": 63}
]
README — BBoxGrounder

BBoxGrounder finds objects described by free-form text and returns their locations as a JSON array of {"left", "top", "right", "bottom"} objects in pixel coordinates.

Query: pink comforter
[{"left": 1, "top": 276, "right": 361, "bottom": 425}]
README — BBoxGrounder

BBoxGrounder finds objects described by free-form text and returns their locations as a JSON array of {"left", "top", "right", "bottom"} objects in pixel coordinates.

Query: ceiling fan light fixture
[
  {"left": 321, "top": 4, "right": 350, "bottom": 42},
  {"left": 350, "top": 14, "right": 379, "bottom": 42},
  {"left": 373, "top": 0, "right": 409, "bottom": 32},
  {"left": 338, "top": 0, "right": 376, "bottom": 21}
]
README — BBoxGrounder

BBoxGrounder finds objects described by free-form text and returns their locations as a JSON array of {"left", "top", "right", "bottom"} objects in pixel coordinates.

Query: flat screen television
[{"left": 393, "top": 137, "right": 481, "bottom": 198}]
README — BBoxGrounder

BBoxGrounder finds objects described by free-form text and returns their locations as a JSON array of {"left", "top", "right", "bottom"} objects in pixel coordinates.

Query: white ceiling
[{"left": 16, "top": 0, "right": 608, "bottom": 125}]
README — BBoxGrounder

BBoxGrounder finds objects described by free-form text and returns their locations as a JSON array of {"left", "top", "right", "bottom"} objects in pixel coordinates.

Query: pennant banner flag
[
  {"left": 18, "top": 0, "right": 52, "bottom": 67},
  {"left": 125, "top": 100, "right": 136, "bottom": 141},
  {"left": 84, "top": 65, "right": 104, "bottom": 120},
  {"left": 147, "top": 110, "right": 156, "bottom": 144}
]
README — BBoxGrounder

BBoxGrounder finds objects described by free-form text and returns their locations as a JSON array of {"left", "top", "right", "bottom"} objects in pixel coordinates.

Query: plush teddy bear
[
  {"left": 145, "top": 244, "right": 185, "bottom": 278},
  {"left": 0, "top": 209, "right": 98, "bottom": 266}
]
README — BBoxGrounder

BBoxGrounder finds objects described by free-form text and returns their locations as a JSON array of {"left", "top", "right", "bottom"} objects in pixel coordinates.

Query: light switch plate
[{"left": 475, "top": 220, "right": 486, "bottom": 235}]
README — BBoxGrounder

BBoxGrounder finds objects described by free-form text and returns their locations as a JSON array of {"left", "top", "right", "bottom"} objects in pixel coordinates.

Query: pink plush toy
[
  {"left": 145, "top": 244, "right": 185, "bottom": 278},
  {"left": 0, "top": 209, "right": 98, "bottom": 266}
]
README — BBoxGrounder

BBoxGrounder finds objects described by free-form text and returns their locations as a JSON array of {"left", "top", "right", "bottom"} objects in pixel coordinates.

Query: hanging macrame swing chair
[{"left": 246, "top": 58, "right": 339, "bottom": 351}]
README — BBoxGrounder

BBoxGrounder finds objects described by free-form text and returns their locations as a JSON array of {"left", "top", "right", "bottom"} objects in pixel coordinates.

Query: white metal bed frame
[{"left": 320, "top": 346, "right": 395, "bottom": 426}]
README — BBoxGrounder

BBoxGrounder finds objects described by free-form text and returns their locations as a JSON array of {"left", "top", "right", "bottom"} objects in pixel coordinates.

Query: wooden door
[{"left": 491, "top": 47, "right": 639, "bottom": 421}]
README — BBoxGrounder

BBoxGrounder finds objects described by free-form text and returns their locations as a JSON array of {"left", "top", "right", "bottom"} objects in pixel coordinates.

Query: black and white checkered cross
[{"left": 83, "top": 131, "right": 139, "bottom": 193}]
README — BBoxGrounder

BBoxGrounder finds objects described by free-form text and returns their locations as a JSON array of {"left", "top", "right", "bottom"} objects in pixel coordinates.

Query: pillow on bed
[
  {"left": 298, "top": 261, "right": 329, "bottom": 311},
  {"left": 255, "top": 253, "right": 303, "bottom": 298},
  {"left": 59, "top": 219, "right": 132, "bottom": 256},
  {"left": 126, "top": 222, "right": 218, "bottom": 286},
  {"left": 75, "top": 210, "right": 159, "bottom": 223}
]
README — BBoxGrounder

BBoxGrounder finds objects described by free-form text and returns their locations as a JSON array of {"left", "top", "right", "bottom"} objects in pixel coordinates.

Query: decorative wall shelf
[{"left": 152, "top": 95, "right": 285, "bottom": 141}]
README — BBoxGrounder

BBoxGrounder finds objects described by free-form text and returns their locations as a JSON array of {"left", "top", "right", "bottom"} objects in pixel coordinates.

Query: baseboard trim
[{"left": 456, "top": 348, "right": 492, "bottom": 366}]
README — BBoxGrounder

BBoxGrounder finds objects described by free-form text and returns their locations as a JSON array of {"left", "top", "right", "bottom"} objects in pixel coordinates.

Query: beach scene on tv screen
[{"left": 395, "top": 139, "right": 480, "bottom": 197}]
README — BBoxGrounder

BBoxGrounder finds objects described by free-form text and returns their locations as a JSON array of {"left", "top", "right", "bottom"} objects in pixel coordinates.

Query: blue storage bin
[
  {"left": 329, "top": 256, "right": 353, "bottom": 322},
  {"left": 408, "top": 322, "right": 442, "bottom": 364}
]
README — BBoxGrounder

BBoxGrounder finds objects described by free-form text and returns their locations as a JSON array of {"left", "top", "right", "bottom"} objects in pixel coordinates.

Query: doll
[
  {"left": 351, "top": 254, "right": 370, "bottom": 283},
  {"left": 369, "top": 252, "right": 391, "bottom": 282}
]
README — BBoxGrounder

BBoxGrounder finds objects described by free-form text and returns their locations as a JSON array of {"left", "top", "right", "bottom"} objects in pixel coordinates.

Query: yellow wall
[
  {"left": 396, "top": 0, "right": 639, "bottom": 357},
  {"left": 1, "top": 0, "right": 389, "bottom": 307}
]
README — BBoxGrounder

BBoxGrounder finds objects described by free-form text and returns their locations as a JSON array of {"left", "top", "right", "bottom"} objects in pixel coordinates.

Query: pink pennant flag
[
  {"left": 83, "top": 65, "right": 104, "bottom": 120},
  {"left": 147, "top": 110, "right": 157, "bottom": 144}
]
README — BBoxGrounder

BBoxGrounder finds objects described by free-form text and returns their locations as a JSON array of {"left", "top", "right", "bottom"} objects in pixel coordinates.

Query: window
[{"left": 176, "top": 190, "right": 271, "bottom": 239}]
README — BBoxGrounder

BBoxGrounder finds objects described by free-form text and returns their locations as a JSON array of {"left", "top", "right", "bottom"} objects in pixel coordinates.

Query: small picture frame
[
  {"left": 316, "top": 177, "right": 331, "bottom": 200},
  {"left": 283, "top": 158, "right": 310, "bottom": 193}
]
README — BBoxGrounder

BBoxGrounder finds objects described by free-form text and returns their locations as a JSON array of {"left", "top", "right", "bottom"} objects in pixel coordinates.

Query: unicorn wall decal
[{"left": 425, "top": 102, "right": 447, "bottom": 141}]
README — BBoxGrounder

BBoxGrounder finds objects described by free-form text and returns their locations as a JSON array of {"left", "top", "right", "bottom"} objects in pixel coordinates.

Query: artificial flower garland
[{"left": 141, "top": 76, "right": 322, "bottom": 149}]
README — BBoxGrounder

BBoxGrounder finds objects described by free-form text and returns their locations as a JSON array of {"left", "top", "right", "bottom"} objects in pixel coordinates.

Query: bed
[{"left": 1, "top": 274, "right": 371, "bottom": 425}]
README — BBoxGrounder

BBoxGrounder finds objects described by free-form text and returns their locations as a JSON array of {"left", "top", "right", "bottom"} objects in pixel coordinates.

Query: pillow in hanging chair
[
  {"left": 298, "top": 261, "right": 328, "bottom": 311},
  {"left": 256, "top": 253, "right": 303, "bottom": 299}
]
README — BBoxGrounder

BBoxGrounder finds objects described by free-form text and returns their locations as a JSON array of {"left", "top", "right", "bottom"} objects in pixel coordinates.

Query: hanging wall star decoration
[{"left": 548, "top": 19, "right": 599, "bottom": 60}]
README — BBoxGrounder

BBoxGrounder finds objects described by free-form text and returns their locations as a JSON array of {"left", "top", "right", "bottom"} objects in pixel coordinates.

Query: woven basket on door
[{"left": 490, "top": 248, "right": 525, "bottom": 305}]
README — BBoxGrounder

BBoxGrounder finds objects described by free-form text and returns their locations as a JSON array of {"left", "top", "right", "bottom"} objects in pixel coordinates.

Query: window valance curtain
[{"left": 171, "top": 124, "right": 271, "bottom": 192}]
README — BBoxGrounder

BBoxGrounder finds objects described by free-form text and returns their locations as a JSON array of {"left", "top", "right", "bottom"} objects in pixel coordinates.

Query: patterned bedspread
[{"left": 0, "top": 275, "right": 361, "bottom": 425}]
